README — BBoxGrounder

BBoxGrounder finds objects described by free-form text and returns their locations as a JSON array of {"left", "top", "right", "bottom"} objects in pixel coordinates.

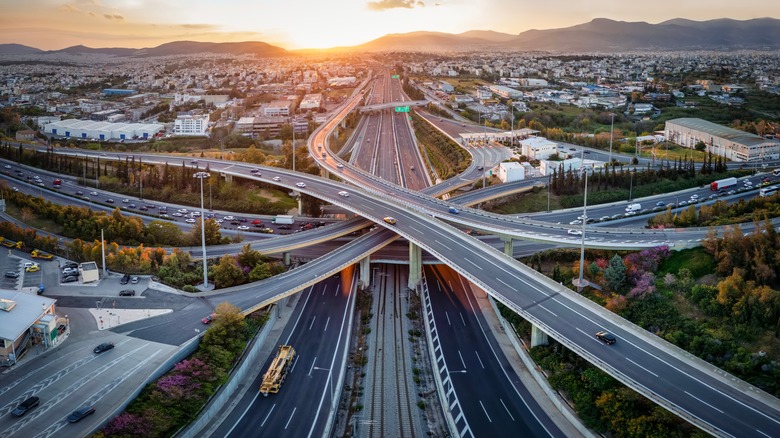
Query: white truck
[
  {"left": 271, "top": 215, "right": 295, "bottom": 225},
  {"left": 625, "top": 203, "right": 641, "bottom": 213}
]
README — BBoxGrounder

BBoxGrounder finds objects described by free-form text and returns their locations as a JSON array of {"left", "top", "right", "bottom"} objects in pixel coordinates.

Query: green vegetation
[
  {"left": 649, "top": 192, "right": 780, "bottom": 228},
  {"left": 410, "top": 112, "right": 471, "bottom": 179},
  {"left": 95, "top": 303, "right": 269, "bottom": 437}
]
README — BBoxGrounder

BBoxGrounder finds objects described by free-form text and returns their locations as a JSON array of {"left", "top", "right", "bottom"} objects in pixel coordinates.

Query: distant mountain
[
  {"left": 352, "top": 17, "right": 780, "bottom": 52},
  {"left": 0, "top": 41, "right": 289, "bottom": 58},
  {"left": 0, "top": 44, "right": 44, "bottom": 55}
]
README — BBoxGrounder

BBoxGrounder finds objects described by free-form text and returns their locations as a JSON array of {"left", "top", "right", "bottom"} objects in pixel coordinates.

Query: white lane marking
[
  {"left": 479, "top": 400, "right": 492, "bottom": 422},
  {"left": 685, "top": 391, "right": 725, "bottom": 414},
  {"left": 260, "top": 404, "right": 276, "bottom": 428},
  {"left": 624, "top": 357, "right": 659, "bottom": 378},
  {"left": 335, "top": 283, "right": 340, "bottom": 297},
  {"left": 756, "top": 429, "right": 772, "bottom": 438},
  {"left": 435, "top": 239, "right": 452, "bottom": 251},
  {"left": 308, "top": 357, "right": 317, "bottom": 376},
  {"left": 575, "top": 327, "right": 601, "bottom": 343},
  {"left": 500, "top": 398, "right": 516, "bottom": 421},
  {"left": 284, "top": 407, "right": 297, "bottom": 429},
  {"left": 323, "top": 317, "right": 330, "bottom": 333},
  {"left": 458, "top": 350, "right": 467, "bottom": 369},
  {"left": 322, "top": 285, "right": 327, "bottom": 296},
  {"left": 496, "top": 277, "right": 517, "bottom": 292},
  {"left": 445, "top": 311, "right": 451, "bottom": 326},
  {"left": 463, "top": 257, "right": 483, "bottom": 270},
  {"left": 460, "top": 313, "right": 466, "bottom": 326},
  {"left": 308, "top": 316, "right": 316, "bottom": 330},
  {"left": 538, "top": 305, "right": 557, "bottom": 317},
  {"left": 475, "top": 351, "right": 485, "bottom": 369}
]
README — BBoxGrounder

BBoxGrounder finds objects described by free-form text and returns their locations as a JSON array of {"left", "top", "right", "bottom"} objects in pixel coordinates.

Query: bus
[
  {"left": 773, "top": 169, "right": 780, "bottom": 177},
  {"left": 760, "top": 185, "right": 779, "bottom": 197}
]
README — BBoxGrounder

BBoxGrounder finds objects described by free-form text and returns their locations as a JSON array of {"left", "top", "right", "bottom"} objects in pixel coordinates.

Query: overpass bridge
[{"left": 359, "top": 100, "right": 428, "bottom": 112}]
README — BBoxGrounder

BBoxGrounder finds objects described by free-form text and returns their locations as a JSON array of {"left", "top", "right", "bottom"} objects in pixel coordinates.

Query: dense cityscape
[{"left": 1, "top": 6, "right": 780, "bottom": 438}]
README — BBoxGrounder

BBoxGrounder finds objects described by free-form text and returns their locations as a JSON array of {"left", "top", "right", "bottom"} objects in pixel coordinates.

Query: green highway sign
[
  {"left": 395, "top": 106, "right": 410, "bottom": 113},
  {"left": 391, "top": 75, "right": 400, "bottom": 79}
]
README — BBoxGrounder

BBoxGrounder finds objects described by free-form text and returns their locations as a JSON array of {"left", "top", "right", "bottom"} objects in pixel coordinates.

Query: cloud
[
  {"left": 367, "top": 0, "right": 424, "bottom": 11},
  {"left": 58, "top": 4, "right": 81, "bottom": 13},
  {"left": 178, "top": 24, "right": 216, "bottom": 30},
  {"left": 104, "top": 13, "right": 124, "bottom": 20}
]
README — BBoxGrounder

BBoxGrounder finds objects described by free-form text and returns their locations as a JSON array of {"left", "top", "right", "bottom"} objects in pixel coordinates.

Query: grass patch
[
  {"left": 657, "top": 247, "right": 715, "bottom": 278},
  {"left": 4, "top": 203, "right": 64, "bottom": 234},
  {"left": 485, "top": 186, "right": 563, "bottom": 214}
]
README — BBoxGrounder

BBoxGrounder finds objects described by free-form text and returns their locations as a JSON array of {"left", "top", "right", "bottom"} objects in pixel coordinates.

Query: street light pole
[
  {"left": 194, "top": 172, "right": 210, "bottom": 289},
  {"left": 629, "top": 169, "right": 635, "bottom": 201},
  {"left": 574, "top": 167, "right": 591, "bottom": 292},
  {"left": 608, "top": 113, "right": 615, "bottom": 166}
]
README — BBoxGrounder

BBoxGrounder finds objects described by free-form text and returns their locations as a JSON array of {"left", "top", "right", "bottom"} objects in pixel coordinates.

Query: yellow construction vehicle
[
  {"left": 0, "top": 238, "right": 23, "bottom": 249},
  {"left": 31, "top": 250, "right": 54, "bottom": 261},
  {"left": 260, "top": 345, "right": 296, "bottom": 396}
]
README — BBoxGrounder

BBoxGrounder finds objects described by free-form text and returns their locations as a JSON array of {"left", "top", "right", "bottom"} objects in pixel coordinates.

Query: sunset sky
[{"left": 1, "top": 0, "right": 775, "bottom": 51}]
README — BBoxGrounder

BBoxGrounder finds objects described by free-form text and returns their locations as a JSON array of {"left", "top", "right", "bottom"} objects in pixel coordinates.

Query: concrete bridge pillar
[
  {"left": 282, "top": 252, "right": 291, "bottom": 266},
  {"left": 531, "top": 324, "right": 549, "bottom": 347},
  {"left": 407, "top": 242, "right": 422, "bottom": 290},
  {"left": 321, "top": 167, "right": 330, "bottom": 179},
  {"left": 340, "top": 119, "right": 346, "bottom": 129},
  {"left": 359, "top": 257, "right": 371, "bottom": 289},
  {"left": 501, "top": 236, "right": 513, "bottom": 257},
  {"left": 221, "top": 172, "right": 233, "bottom": 184},
  {"left": 297, "top": 196, "right": 303, "bottom": 214}
]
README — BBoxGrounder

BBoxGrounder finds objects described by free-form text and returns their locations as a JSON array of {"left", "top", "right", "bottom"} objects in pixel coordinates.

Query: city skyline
[{"left": 1, "top": 0, "right": 777, "bottom": 51}]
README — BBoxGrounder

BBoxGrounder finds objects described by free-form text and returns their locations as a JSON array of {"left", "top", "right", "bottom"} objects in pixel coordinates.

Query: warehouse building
[
  {"left": 43, "top": 119, "right": 164, "bottom": 141},
  {"left": 665, "top": 118, "right": 780, "bottom": 162}
]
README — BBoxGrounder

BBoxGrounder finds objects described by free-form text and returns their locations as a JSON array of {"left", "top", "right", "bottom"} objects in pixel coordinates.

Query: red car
[{"left": 201, "top": 313, "right": 216, "bottom": 324}]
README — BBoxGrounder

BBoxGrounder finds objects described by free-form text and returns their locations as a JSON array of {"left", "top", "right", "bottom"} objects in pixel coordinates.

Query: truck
[
  {"left": 710, "top": 177, "right": 737, "bottom": 191},
  {"left": 625, "top": 203, "right": 641, "bottom": 213},
  {"left": 260, "top": 345, "right": 296, "bottom": 396},
  {"left": 0, "top": 238, "right": 23, "bottom": 249},
  {"left": 271, "top": 215, "right": 294, "bottom": 225},
  {"left": 31, "top": 249, "right": 54, "bottom": 261},
  {"left": 52, "top": 179, "right": 62, "bottom": 188}
]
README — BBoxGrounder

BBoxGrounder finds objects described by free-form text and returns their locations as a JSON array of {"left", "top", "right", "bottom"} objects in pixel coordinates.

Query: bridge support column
[
  {"left": 531, "top": 324, "right": 549, "bottom": 347},
  {"left": 297, "top": 196, "right": 303, "bottom": 214},
  {"left": 359, "top": 257, "right": 370, "bottom": 289},
  {"left": 222, "top": 173, "right": 233, "bottom": 184},
  {"left": 321, "top": 167, "right": 330, "bottom": 179},
  {"left": 408, "top": 242, "right": 422, "bottom": 290},
  {"left": 282, "top": 252, "right": 291, "bottom": 266},
  {"left": 501, "top": 236, "right": 513, "bottom": 257},
  {"left": 340, "top": 119, "right": 346, "bottom": 129}
]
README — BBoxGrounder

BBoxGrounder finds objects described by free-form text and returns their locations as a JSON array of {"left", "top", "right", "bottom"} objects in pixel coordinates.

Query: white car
[
  {"left": 223, "top": 215, "right": 234, "bottom": 220},
  {"left": 122, "top": 199, "right": 129, "bottom": 203},
  {"left": 569, "top": 219, "right": 582, "bottom": 225},
  {"left": 237, "top": 225, "right": 249, "bottom": 231},
  {"left": 216, "top": 219, "right": 224, "bottom": 224},
  {"left": 172, "top": 212, "right": 183, "bottom": 217},
  {"left": 178, "top": 208, "right": 188, "bottom": 213},
  {"left": 337, "top": 163, "right": 344, "bottom": 169},
  {"left": 273, "top": 176, "right": 281, "bottom": 182},
  {"left": 568, "top": 229, "right": 582, "bottom": 236},
  {"left": 90, "top": 191, "right": 98, "bottom": 196},
  {"left": 296, "top": 182, "right": 306, "bottom": 188},
  {"left": 338, "top": 191, "right": 349, "bottom": 197},
  {"left": 185, "top": 218, "right": 196, "bottom": 223},
  {"left": 690, "top": 194, "right": 699, "bottom": 199}
]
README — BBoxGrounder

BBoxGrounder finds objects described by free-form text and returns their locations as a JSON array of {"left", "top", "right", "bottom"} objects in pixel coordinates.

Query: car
[
  {"left": 577, "top": 214, "right": 587, "bottom": 220},
  {"left": 90, "top": 191, "right": 98, "bottom": 196},
  {"left": 160, "top": 214, "right": 169, "bottom": 218},
  {"left": 237, "top": 225, "right": 249, "bottom": 230},
  {"left": 106, "top": 198, "right": 114, "bottom": 203},
  {"left": 191, "top": 212, "right": 201, "bottom": 217},
  {"left": 185, "top": 218, "right": 196, "bottom": 223},
  {"left": 251, "top": 219, "right": 263, "bottom": 225},
  {"left": 25, "top": 265, "right": 40, "bottom": 273},
  {"left": 130, "top": 276, "right": 139, "bottom": 284},
  {"left": 37, "top": 182, "right": 45, "bottom": 187},
  {"left": 120, "top": 273, "right": 130, "bottom": 284},
  {"left": 230, "top": 221, "right": 240, "bottom": 225},
  {"left": 62, "top": 267, "right": 78, "bottom": 275},
  {"left": 296, "top": 182, "right": 306, "bottom": 188},
  {"left": 215, "top": 218, "right": 224, "bottom": 224},
  {"left": 223, "top": 215, "right": 234, "bottom": 220},
  {"left": 3, "top": 164, "right": 10, "bottom": 169},
  {"left": 569, "top": 219, "right": 582, "bottom": 225},
  {"left": 178, "top": 208, "right": 188, "bottom": 213},
  {"left": 448, "top": 207, "right": 459, "bottom": 214},
  {"left": 76, "top": 190, "right": 84, "bottom": 195},
  {"left": 336, "top": 164, "right": 344, "bottom": 169},
  {"left": 727, "top": 190, "right": 736, "bottom": 195},
  {"left": 202, "top": 313, "right": 216, "bottom": 324},
  {"left": 250, "top": 168, "right": 261, "bottom": 174},
  {"left": 172, "top": 212, "right": 183, "bottom": 217},
  {"left": 82, "top": 196, "right": 90, "bottom": 201},
  {"left": 679, "top": 200, "right": 688, "bottom": 205},
  {"left": 12, "top": 187, "right": 18, "bottom": 192},
  {"left": 190, "top": 160, "right": 198, "bottom": 164},
  {"left": 383, "top": 217, "right": 397, "bottom": 225},
  {"left": 67, "top": 406, "right": 96, "bottom": 423},
  {"left": 62, "top": 275, "right": 78, "bottom": 283},
  {"left": 94, "top": 342, "right": 114, "bottom": 353},
  {"left": 278, "top": 225, "right": 291, "bottom": 230},
  {"left": 273, "top": 176, "right": 281, "bottom": 181},
  {"left": 708, "top": 194, "right": 718, "bottom": 200},
  {"left": 568, "top": 229, "right": 582, "bottom": 236},
  {"left": 477, "top": 166, "right": 484, "bottom": 171},
  {"left": 599, "top": 216, "right": 610, "bottom": 222},
  {"left": 122, "top": 198, "right": 129, "bottom": 203},
  {"left": 128, "top": 204, "right": 137, "bottom": 209},
  {"left": 119, "top": 289, "right": 135, "bottom": 296},
  {"left": 259, "top": 228, "right": 275, "bottom": 234},
  {"left": 595, "top": 331, "right": 617, "bottom": 345},
  {"left": 139, "top": 206, "right": 148, "bottom": 211},
  {"left": 63, "top": 262, "right": 78, "bottom": 269},
  {"left": 11, "top": 396, "right": 40, "bottom": 417},
  {"left": 656, "top": 201, "right": 666, "bottom": 206},
  {"left": 338, "top": 191, "right": 349, "bottom": 197},
  {"left": 4, "top": 271, "right": 19, "bottom": 279},
  {"left": 237, "top": 217, "right": 247, "bottom": 222},
  {"left": 611, "top": 214, "right": 622, "bottom": 220},
  {"left": 690, "top": 194, "right": 699, "bottom": 199}
]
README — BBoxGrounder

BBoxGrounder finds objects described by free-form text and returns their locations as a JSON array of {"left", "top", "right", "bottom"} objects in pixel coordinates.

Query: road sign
[
  {"left": 395, "top": 106, "right": 410, "bottom": 113},
  {"left": 391, "top": 75, "right": 400, "bottom": 79}
]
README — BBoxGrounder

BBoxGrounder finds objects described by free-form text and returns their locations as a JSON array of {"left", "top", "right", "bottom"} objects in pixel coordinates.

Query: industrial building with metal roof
[{"left": 664, "top": 117, "right": 780, "bottom": 162}]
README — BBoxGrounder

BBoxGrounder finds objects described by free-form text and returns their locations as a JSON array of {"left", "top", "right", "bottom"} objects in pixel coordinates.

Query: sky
[{"left": 0, "top": 0, "right": 777, "bottom": 51}]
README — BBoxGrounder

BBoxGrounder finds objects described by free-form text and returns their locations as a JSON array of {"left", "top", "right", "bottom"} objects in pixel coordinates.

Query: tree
[
  {"left": 603, "top": 254, "right": 627, "bottom": 293},
  {"left": 237, "top": 243, "right": 263, "bottom": 269},
  {"left": 211, "top": 255, "right": 243, "bottom": 288},
  {"left": 249, "top": 263, "right": 273, "bottom": 281}
]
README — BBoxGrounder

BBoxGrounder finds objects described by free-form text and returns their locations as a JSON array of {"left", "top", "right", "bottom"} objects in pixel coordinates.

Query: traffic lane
[
  {"left": 109, "top": 300, "right": 214, "bottom": 345},
  {"left": 426, "top": 266, "right": 560, "bottom": 438}
]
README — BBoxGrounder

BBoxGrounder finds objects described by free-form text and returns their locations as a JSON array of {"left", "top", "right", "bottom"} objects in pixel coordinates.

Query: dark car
[
  {"left": 595, "top": 331, "right": 617, "bottom": 345},
  {"left": 278, "top": 225, "right": 291, "bottom": 230},
  {"left": 4, "top": 271, "right": 19, "bottom": 279},
  {"left": 62, "top": 275, "right": 78, "bottom": 283},
  {"left": 67, "top": 405, "right": 96, "bottom": 423},
  {"left": 119, "top": 289, "right": 135, "bottom": 296},
  {"left": 63, "top": 262, "right": 79, "bottom": 269},
  {"left": 11, "top": 396, "right": 40, "bottom": 417},
  {"left": 94, "top": 342, "right": 114, "bottom": 353},
  {"left": 120, "top": 274, "right": 130, "bottom": 285}
]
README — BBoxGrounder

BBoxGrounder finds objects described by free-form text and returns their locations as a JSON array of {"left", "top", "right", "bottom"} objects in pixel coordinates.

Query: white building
[
  {"left": 43, "top": 119, "right": 164, "bottom": 141},
  {"left": 299, "top": 94, "right": 322, "bottom": 110},
  {"left": 539, "top": 158, "right": 604, "bottom": 176},
  {"left": 263, "top": 100, "right": 294, "bottom": 117},
  {"left": 520, "top": 137, "right": 559, "bottom": 160},
  {"left": 173, "top": 114, "right": 209, "bottom": 136},
  {"left": 488, "top": 84, "right": 523, "bottom": 99},
  {"left": 665, "top": 118, "right": 780, "bottom": 162},
  {"left": 498, "top": 162, "right": 525, "bottom": 183}
]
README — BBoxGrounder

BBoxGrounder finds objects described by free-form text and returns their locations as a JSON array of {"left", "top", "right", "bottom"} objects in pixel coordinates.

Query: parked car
[
  {"left": 5, "top": 271, "right": 19, "bottom": 279},
  {"left": 25, "top": 265, "right": 40, "bottom": 273},
  {"left": 64, "top": 262, "right": 78, "bottom": 269},
  {"left": 67, "top": 406, "right": 96, "bottom": 423},
  {"left": 62, "top": 275, "right": 78, "bottom": 283},
  {"left": 11, "top": 396, "right": 39, "bottom": 417},
  {"left": 595, "top": 331, "right": 617, "bottom": 345},
  {"left": 119, "top": 289, "right": 135, "bottom": 296},
  {"left": 93, "top": 342, "right": 114, "bottom": 353},
  {"left": 130, "top": 276, "right": 139, "bottom": 284},
  {"left": 120, "top": 273, "right": 130, "bottom": 285}
]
